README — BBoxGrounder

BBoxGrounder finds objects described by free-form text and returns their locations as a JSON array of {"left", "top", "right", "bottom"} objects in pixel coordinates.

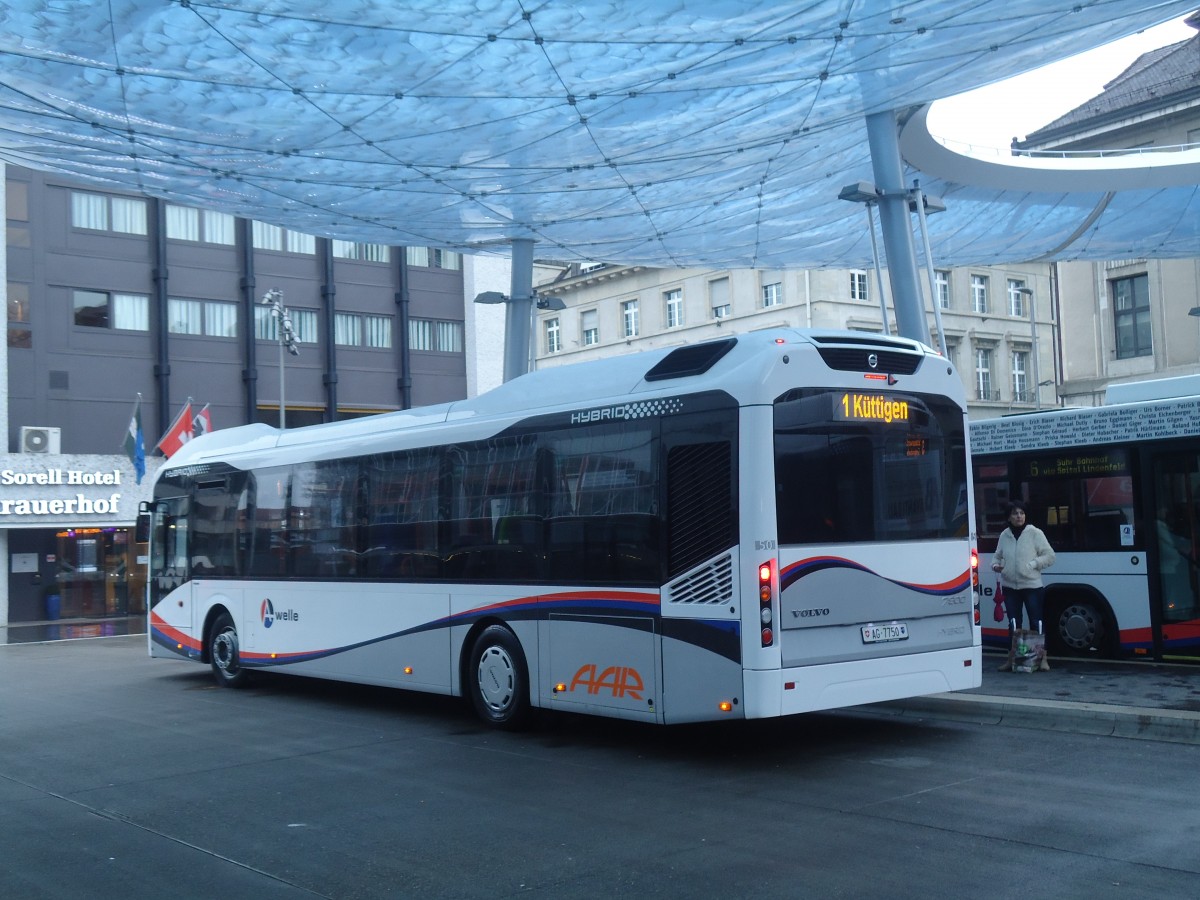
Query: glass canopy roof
[{"left": 0, "top": 0, "right": 1195, "bottom": 268}]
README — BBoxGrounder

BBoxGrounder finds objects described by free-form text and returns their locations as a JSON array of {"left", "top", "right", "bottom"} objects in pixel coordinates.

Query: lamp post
[
  {"left": 1017, "top": 286, "right": 1041, "bottom": 409},
  {"left": 474, "top": 289, "right": 565, "bottom": 377},
  {"left": 262, "top": 288, "right": 299, "bottom": 428}
]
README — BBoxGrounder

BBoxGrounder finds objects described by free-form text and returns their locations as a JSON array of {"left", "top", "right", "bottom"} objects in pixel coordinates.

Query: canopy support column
[
  {"left": 865, "top": 111, "right": 929, "bottom": 345},
  {"left": 503, "top": 239, "right": 535, "bottom": 383}
]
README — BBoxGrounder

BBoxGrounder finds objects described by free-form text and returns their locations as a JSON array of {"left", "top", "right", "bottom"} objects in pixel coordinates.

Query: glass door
[{"left": 1150, "top": 450, "right": 1200, "bottom": 658}]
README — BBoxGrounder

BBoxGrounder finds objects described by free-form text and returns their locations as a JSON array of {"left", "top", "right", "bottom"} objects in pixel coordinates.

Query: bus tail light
[
  {"left": 759, "top": 559, "right": 774, "bottom": 647},
  {"left": 970, "top": 547, "right": 981, "bottom": 625}
]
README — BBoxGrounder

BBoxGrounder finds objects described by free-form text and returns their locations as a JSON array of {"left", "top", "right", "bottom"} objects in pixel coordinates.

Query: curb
[{"left": 860, "top": 692, "right": 1200, "bottom": 745}]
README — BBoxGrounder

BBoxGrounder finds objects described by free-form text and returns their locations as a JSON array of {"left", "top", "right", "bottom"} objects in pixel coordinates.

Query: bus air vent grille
[
  {"left": 817, "top": 347, "right": 921, "bottom": 375},
  {"left": 666, "top": 554, "right": 734, "bottom": 606}
]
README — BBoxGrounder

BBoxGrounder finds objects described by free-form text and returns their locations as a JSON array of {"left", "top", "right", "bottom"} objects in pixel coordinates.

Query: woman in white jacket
[{"left": 991, "top": 500, "right": 1056, "bottom": 640}]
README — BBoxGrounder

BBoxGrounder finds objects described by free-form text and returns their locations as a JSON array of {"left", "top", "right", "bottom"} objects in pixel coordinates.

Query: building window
[
  {"left": 166, "top": 205, "right": 236, "bottom": 245},
  {"left": 168, "top": 298, "right": 238, "bottom": 337},
  {"left": 73, "top": 290, "right": 149, "bottom": 331},
  {"left": 1012, "top": 350, "right": 1029, "bottom": 401},
  {"left": 408, "top": 318, "right": 463, "bottom": 352},
  {"left": 622, "top": 299, "right": 639, "bottom": 338},
  {"left": 334, "top": 312, "right": 391, "bottom": 348},
  {"left": 405, "top": 247, "right": 461, "bottom": 269},
  {"left": 665, "top": 289, "right": 683, "bottom": 328},
  {"left": 252, "top": 220, "right": 284, "bottom": 252},
  {"left": 432, "top": 248, "right": 460, "bottom": 270},
  {"left": 255, "top": 306, "right": 317, "bottom": 343},
  {"left": 335, "top": 313, "right": 363, "bottom": 346},
  {"left": 545, "top": 317, "right": 562, "bottom": 354},
  {"left": 581, "top": 309, "right": 599, "bottom": 346},
  {"left": 8, "top": 282, "right": 30, "bottom": 348},
  {"left": 287, "top": 231, "right": 316, "bottom": 254},
  {"left": 975, "top": 347, "right": 994, "bottom": 400},
  {"left": 1112, "top": 273, "right": 1151, "bottom": 359},
  {"left": 365, "top": 315, "right": 392, "bottom": 348},
  {"left": 971, "top": 275, "right": 989, "bottom": 314},
  {"left": 762, "top": 281, "right": 783, "bottom": 308},
  {"left": 71, "top": 191, "right": 147, "bottom": 235},
  {"left": 850, "top": 271, "right": 869, "bottom": 302},
  {"left": 935, "top": 270, "right": 950, "bottom": 309},
  {"left": 1007, "top": 279, "right": 1027, "bottom": 316},
  {"left": 333, "top": 240, "right": 389, "bottom": 262},
  {"left": 709, "top": 276, "right": 731, "bottom": 320}
]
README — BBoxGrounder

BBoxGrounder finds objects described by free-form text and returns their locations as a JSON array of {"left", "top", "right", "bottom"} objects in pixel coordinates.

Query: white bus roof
[
  {"left": 1104, "top": 374, "right": 1200, "bottom": 405},
  {"left": 161, "top": 327, "right": 946, "bottom": 472}
]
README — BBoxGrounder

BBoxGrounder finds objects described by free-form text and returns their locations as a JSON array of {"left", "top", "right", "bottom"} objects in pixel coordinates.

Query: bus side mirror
[{"left": 135, "top": 501, "right": 152, "bottom": 543}]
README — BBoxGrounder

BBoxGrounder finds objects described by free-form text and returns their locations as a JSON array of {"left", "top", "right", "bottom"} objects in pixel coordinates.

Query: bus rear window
[{"left": 774, "top": 389, "right": 968, "bottom": 544}]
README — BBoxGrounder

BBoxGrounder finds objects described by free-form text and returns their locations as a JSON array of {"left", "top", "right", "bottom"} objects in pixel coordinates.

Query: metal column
[
  {"left": 503, "top": 238, "right": 535, "bottom": 383},
  {"left": 865, "top": 111, "right": 929, "bottom": 345}
]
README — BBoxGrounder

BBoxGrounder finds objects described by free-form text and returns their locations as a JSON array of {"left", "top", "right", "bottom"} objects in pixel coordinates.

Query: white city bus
[
  {"left": 147, "top": 328, "right": 981, "bottom": 727},
  {"left": 971, "top": 387, "right": 1200, "bottom": 661}
]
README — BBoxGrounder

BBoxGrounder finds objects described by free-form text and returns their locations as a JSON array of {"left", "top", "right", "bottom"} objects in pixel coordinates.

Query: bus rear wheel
[
  {"left": 1051, "top": 599, "right": 1110, "bottom": 657},
  {"left": 209, "top": 611, "right": 249, "bottom": 688},
  {"left": 468, "top": 625, "right": 531, "bottom": 729}
]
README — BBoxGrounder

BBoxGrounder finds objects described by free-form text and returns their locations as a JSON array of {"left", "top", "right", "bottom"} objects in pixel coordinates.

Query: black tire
[
  {"left": 1051, "top": 598, "right": 1111, "bottom": 657},
  {"left": 467, "top": 625, "right": 531, "bottom": 729},
  {"left": 209, "top": 611, "right": 249, "bottom": 688}
]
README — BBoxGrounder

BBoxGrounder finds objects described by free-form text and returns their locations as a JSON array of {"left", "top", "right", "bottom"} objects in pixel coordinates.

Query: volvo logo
[{"left": 867, "top": 353, "right": 879, "bottom": 369}]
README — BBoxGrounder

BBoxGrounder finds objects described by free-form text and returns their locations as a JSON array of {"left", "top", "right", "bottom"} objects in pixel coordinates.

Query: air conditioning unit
[{"left": 20, "top": 426, "right": 61, "bottom": 454}]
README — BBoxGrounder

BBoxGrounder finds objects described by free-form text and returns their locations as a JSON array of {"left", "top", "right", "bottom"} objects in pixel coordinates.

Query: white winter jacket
[{"left": 994, "top": 524, "right": 1056, "bottom": 590}]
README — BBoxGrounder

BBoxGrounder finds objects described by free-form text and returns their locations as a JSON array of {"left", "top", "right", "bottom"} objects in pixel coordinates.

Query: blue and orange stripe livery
[
  {"left": 150, "top": 589, "right": 664, "bottom": 668},
  {"left": 780, "top": 555, "right": 971, "bottom": 596}
]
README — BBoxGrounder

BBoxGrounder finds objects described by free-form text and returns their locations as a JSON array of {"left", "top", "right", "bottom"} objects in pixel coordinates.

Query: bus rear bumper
[{"left": 742, "top": 647, "right": 982, "bottom": 719}]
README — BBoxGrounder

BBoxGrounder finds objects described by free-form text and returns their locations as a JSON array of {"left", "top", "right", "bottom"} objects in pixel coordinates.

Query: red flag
[
  {"left": 156, "top": 401, "right": 194, "bottom": 458},
  {"left": 193, "top": 404, "right": 214, "bottom": 437}
]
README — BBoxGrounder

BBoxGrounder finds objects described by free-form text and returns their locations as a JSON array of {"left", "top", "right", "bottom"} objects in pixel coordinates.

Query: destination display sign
[
  {"left": 1016, "top": 449, "right": 1130, "bottom": 480},
  {"left": 835, "top": 392, "right": 910, "bottom": 425}
]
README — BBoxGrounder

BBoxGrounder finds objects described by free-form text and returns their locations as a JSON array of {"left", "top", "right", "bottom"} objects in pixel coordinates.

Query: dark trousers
[{"left": 1004, "top": 586, "right": 1045, "bottom": 633}]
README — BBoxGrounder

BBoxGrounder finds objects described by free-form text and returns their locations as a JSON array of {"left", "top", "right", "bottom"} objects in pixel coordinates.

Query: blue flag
[{"left": 123, "top": 399, "right": 146, "bottom": 485}]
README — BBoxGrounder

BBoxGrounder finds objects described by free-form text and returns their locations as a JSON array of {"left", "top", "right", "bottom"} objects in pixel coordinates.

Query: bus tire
[
  {"left": 209, "top": 611, "right": 249, "bottom": 688},
  {"left": 468, "top": 625, "right": 531, "bottom": 729},
  {"left": 1050, "top": 597, "right": 1112, "bottom": 657}
]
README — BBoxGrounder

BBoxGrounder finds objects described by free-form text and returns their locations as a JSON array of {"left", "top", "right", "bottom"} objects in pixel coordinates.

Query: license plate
[{"left": 861, "top": 623, "right": 908, "bottom": 644}]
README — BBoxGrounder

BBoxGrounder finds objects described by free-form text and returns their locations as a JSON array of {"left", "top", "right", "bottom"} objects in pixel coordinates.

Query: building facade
[
  {"left": 532, "top": 260, "right": 1058, "bottom": 421},
  {"left": 2, "top": 164, "right": 468, "bottom": 631},
  {"left": 1015, "top": 15, "right": 1200, "bottom": 405}
]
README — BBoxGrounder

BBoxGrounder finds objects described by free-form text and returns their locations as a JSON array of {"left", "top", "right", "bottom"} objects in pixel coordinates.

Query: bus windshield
[{"left": 774, "top": 388, "right": 968, "bottom": 544}]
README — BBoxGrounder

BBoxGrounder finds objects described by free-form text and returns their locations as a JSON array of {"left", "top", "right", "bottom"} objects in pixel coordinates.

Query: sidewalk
[
  {"left": 866, "top": 651, "right": 1200, "bottom": 745},
  {"left": 0, "top": 614, "right": 146, "bottom": 645}
]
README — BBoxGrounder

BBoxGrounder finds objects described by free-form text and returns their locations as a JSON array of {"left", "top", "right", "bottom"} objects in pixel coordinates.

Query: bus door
[
  {"left": 148, "top": 495, "right": 195, "bottom": 637},
  {"left": 1149, "top": 450, "right": 1200, "bottom": 658}
]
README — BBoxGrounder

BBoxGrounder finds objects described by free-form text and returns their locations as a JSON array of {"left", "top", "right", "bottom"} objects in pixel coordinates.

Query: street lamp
[
  {"left": 262, "top": 288, "right": 299, "bottom": 428},
  {"left": 474, "top": 289, "right": 566, "bottom": 377},
  {"left": 837, "top": 179, "right": 948, "bottom": 355},
  {"left": 838, "top": 181, "right": 891, "bottom": 336},
  {"left": 1016, "top": 287, "right": 1041, "bottom": 409}
]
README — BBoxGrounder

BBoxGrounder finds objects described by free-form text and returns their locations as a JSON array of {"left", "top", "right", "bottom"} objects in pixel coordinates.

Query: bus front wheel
[
  {"left": 209, "top": 611, "right": 249, "bottom": 688},
  {"left": 468, "top": 625, "right": 531, "bottom": 729}
]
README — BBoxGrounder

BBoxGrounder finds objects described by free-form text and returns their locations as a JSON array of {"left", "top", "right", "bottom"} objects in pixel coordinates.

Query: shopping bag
[
  {"left": 993, "top": 579, "right": 1005, "bottom": 623},
  {"left": 1012, "top": 628, "right": 1048, "bottom": 673}
]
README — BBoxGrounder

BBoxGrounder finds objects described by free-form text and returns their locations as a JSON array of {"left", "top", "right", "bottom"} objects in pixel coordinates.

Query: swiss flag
[
  {"left": 156, "top": 401, "right": 194, "bottom": 458},
  {"left": 193, "top": 404, "right": 214, "bottom": 437}
]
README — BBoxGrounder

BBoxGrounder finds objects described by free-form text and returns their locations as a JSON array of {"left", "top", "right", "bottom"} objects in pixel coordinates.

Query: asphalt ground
[{"left": 2, "top": 627, "right": 1198, "bottom": 743}]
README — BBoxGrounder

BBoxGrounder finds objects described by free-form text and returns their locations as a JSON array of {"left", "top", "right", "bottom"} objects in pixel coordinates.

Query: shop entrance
[{"left": 54, "top": 527, "right": 147, "bottom": 619}]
